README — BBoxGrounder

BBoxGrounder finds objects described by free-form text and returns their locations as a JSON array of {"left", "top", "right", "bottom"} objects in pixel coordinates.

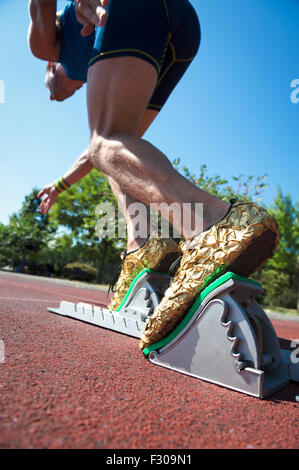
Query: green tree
[
  {"left": 267, "top": 188, "right": 299, "bottom": 274},
  {"left": 45, "top": 163, "right": 270, "bottom": 282},
  {"left": 260, "top": 187, "right": 299, "bottom": 310},
  {"left": 0, "top": 223, "right": 10, "bottom": 267},
  {"left": 49, "top": 168, "right": 123, "bottom": 283},
  {"left": 0, "top": 189, "right": 55, "bottom": 273},
  {"left": 173, "top": 159, "right": 268, "bottom": 202},
  {"left": 0, "top": 161, "right": 272, "bottom": 288}
]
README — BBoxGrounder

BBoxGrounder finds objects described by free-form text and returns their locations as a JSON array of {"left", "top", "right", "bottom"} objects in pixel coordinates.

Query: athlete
[{"left": 28, "top": 0, "right": 280, "bottom": 351}]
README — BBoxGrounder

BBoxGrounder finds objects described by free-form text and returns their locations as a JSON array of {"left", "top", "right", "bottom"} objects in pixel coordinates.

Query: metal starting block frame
[
  {"left": 47, "top": 269, "right": 299, "bottom": 399},
  {"left": 48, "top": 270, "right": 170, "bottom": 339}
]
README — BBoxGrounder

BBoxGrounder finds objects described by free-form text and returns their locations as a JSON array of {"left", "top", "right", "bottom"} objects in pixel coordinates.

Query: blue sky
[{"left": 0, "top": 0, "right": 298, "bottom": 225}]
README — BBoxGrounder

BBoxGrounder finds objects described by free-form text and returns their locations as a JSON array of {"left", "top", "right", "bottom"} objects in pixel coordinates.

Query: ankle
[
  {"left": 203, "top": 199, "right": 230, "bottom": 232},
  {"left": 183, "top": 199, "right": 230, "bottom": 243},
  {"left": 127, "top": 236, "right": 149, "bottom": 253}
]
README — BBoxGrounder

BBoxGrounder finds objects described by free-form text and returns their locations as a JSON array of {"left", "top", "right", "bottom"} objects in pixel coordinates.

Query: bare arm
[
  {"left": 37, "top": 110, "right": 157, "bottom": 214},
  {"left": 61, "top": 148, "right": 94, "bottom": 185},
  {"left": 38, "top": 149, "right": 94, "bottom": 214},
  {"left": 28, "top": 0, "right": 60, "bottom": 60}
]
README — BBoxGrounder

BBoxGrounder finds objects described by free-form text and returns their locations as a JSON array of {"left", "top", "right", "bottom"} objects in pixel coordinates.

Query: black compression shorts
[
  {"left": 60, "top": 0, "right": 201, "bottom": 111},
  {"left": 90, "top": 0, "right": 201, "bottom": 111}
]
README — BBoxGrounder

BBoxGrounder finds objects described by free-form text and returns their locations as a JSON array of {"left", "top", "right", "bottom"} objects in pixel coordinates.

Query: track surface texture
[{"left": 0, "top": 271, "right": 298, "bottom": 449}]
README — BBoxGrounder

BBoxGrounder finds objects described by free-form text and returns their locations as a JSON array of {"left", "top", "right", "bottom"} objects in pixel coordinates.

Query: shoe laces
[
  {"left": 108, "top": 251, "right": 127, "bottom": 296},
  {"left": 167, "top": 199, "right": 237, "bottom": 278},
  {"left": 168, "top": 255, "right": 182, "bottom": 277}
]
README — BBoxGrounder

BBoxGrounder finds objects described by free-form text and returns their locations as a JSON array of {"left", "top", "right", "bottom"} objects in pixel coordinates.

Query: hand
[
  {"left": 37, "top": 184, "right": 58, "bottom": 214},
  {"left": 74, "top": 0, "right": 109, "bottom": 37}
]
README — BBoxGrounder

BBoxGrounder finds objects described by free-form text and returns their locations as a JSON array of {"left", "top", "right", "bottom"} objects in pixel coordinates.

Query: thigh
[
  {"left": 138, "top": 109, "right": 159, "bottom": 137},
  {"left": 88, "top": 0, "right": 169, "bottom": 76},
  {"left": 86, "top": 0, "right": 169, "bottom": 135},
  {"left": 87, "top": 56, "right": 158, "bottom": 135},
  {"left": 148, "top": 0, "right": 201, "bottom": 111}
]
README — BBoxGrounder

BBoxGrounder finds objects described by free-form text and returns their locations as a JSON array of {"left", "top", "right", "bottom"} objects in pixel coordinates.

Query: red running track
[{"left": 0, "top": 271, "right": 298, "bottom": 449}]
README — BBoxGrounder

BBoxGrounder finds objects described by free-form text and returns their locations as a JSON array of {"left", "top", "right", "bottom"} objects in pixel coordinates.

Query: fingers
[
  {"left": 81, "top": 22, "right": 95, "bottom": 37},
  {"left": 38, "top": 186, "right": 58, "bottom": 214},
  {"left": 95, "top": 6, "right": 107, "bottom": 27},
  {"left": 81, "top": 11, "right": 107, "bottom": 36},
  {"left": 37, "top": 183, "right": 52, "bottom": 199},
  {"left": 86, "top": 0, "right": 109, "bottom": 18},
  {"left": 40, "top": 196, "right": 55, "bottom": 215},
  {"left": 76, "top": 0, "right": 108, "bottom": 32},
  {"left": 40, "top": 197, "right": 49, "bottom": 215},
  {"left": 37, "top": 188, "right": 46, "bottom": 199},
  {"left": 76, "top": 1, "right": 101, "bottom": 26}
]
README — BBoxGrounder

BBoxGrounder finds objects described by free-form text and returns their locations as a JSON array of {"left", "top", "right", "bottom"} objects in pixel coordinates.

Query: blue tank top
[{"left": 58, "top": 1, "right": 95, "bottom": 81}]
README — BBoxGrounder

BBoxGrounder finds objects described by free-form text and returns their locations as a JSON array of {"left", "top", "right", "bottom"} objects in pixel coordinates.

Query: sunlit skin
[
  {"left": 29, "top": 0, "right": 230, "bottom": 250},
  {"left": 75, "top": 0, "right": 109, "bottom": 36},
  {"left": 37, "top": 109, "right": 158, "bottom": 252},
  {"left": 45, "top": 61, "right": 84, "bottom": 101},
  {"left": 28, "top": 0, "right": 153, "bottom": 251}
]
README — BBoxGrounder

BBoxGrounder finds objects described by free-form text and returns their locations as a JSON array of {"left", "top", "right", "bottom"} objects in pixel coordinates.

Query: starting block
[{"left": 47, "top": 269, "right": 299, "bottom": 398}]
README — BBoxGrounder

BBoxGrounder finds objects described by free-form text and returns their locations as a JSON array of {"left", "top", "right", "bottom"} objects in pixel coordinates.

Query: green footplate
[{"left": 142, "top": 271, "right": 261, "bottom": 356}]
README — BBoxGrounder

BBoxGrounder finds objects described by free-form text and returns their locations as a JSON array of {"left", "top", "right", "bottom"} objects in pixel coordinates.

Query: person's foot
[
  {"left": 108, "top": 234, "right": 182, "bottom": 312},
  {"left": 126, "top": 237, "right": 151, "bottom": 253},
  {"left": 139, "top": 201, "right": 280, "bottom": 350}
]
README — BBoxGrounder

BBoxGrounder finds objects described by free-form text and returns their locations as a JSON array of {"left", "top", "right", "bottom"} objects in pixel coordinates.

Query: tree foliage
[
  {"left": 0, "top": 189, "right": 54, "bottom": 272},
  {"left": 258, "top": 188, "right": 299, "bottom": 309},
  {"left": 47, "top": 168, "right": 123, "bottom": 282},
  {"left": 173, "top": 159, "right": 268, "bottom": 202},
  {"left": 1, "top": 163, "right": 298, "bottom": 312}
]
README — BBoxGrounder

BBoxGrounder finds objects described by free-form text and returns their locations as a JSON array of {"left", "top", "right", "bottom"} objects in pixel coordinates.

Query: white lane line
[
  {"left": 0, "top": 296, "right": 107, "bottom": 306},
  {"left": 0, "top": 280, "right": 107, "bottom": 304},
  {"left": 0, "top": 279, "right": 107, "bottom": 299},
  {"left": 0, "top": 296, "right": 58, "bottom": 302}
]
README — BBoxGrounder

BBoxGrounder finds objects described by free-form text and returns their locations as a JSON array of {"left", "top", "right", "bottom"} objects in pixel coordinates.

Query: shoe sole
[
  {"left": 140, "top": 229, "right": 278, "bottom": 349},
  {"left": 156, "top": 251, "right": 182, "bottom": 273},
  {"left": 229, "top": 229, "right": 278, "bottom": 277}
]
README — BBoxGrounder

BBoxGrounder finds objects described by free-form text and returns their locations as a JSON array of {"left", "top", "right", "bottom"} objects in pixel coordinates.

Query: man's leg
[
  {"left": 104, "top": 108, "right": 158, "bottom": 253},
  {"left": 87, "top": 56, "right": 279, "bottom": 346},
  {"left": 87, "top": 56, "right": 230, "bottom": 242}
]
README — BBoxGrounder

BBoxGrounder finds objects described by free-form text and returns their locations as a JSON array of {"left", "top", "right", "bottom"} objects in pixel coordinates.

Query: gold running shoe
[
  {"left": 108, "top": 234, "right": 181, "bottom": 312},
  {"left": 140, "top": 200, "right": 280, "bottom": 350}
]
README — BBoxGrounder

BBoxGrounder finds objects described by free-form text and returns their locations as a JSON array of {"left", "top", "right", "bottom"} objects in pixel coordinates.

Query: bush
[
  {"left": 62, "top": 262, "right": 97, "bottom": 283},
  {"left": 259, "top": 269, "right": 297, "bottom": 309}
]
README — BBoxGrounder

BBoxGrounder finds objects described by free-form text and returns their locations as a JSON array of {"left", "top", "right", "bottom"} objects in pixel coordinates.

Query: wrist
[{"left": 54, "top": 176, "right": 71, "bottom": 194}]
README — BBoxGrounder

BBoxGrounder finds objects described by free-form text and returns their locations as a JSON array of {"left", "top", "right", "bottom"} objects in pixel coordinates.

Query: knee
[
  {"left": 88, "top": 133, "right": 105, "bottom": 168},
  {"left": 88, "top": 131, "right": 129, "bottom": 172}
]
